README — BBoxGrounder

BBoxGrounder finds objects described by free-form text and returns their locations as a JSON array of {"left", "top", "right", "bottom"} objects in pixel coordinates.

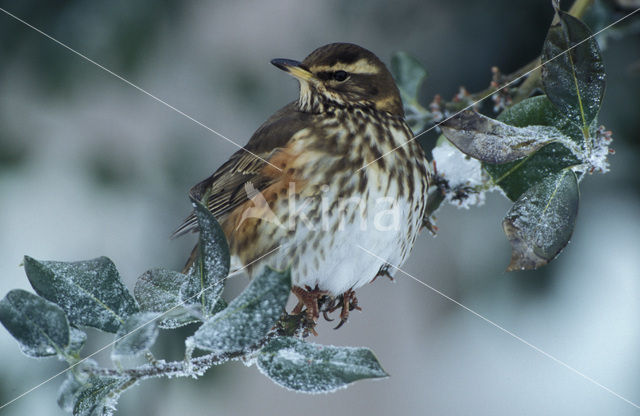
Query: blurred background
[{"left": 0, "top": 0, "right": 639, "bottom": 415}]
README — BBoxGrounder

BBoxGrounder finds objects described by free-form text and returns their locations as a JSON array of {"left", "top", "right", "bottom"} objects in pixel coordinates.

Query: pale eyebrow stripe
[{"left": 311, "top": 59, "right": 380, "bottom": 74}]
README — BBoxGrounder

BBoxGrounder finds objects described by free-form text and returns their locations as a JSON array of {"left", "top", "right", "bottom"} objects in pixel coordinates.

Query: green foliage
[
  {"left": 0, "top": 289, "right": 71, "bottom": 357},
  {"left": 23, "top": 256, "right": 138, "bottom": 333},
  {"left": 433, "top": 2, "right": 607, "bottom": 270},
  {"left": 390, "top": 51, "right": 432, "bottom": 133},
  {"left": 542, "top": 8, "right": 605, "bottom": 132},
  {"left": 134, "top": 268, "right": 199, "bottom": 329},
  {"left": 112, "top": 312, "right": 160, "bottom": 358},
  {"left": 1, "top": 192, "right": 385, "bottom": 415},
  {"left": 257, "top": 337, "right": 388, "bottom": 393},
  {"left": 72, "top": 375, "right": 132, "bottom": 416},
  {"left": 441, "top": 109, "right": 570, "bottom": 165},
  {"left": 503, "top": 170, "right": 579, "bottom": 271},
  {"left": 483, "top": 96, "right": 583, "bottom": 201},
  {"left": 391, "top": 51, "right": 427, "bottom": 105},
  {"left": 192, "top": 267, "right": 290, "bottom": 355},
  {"left": 180, "top": 196, "right": 230, "bottom": 319}
]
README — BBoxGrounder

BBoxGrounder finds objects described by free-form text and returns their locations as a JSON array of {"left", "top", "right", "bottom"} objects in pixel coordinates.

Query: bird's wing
[{"left": 172, "top": 102, "right": 311, "bottom": 238}]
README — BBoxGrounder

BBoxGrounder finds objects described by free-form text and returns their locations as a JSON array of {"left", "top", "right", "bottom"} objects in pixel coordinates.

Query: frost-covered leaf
[
  {"left": 134, "top": 268, "right": 199, "bottom": 329},
  {"left": 496, "top": 95, "right": 587, "bottom": 143},
  {"left": 0, "top": 289, "right": 70, "bottom": 357},
  {"left": 58, "top": 373, "right": 84, "bottom": 412},
  {"left": 192, "top": 267, "right": 290, "bottom": 354},
  {"left": 257, "top": 337, "right": 388, "bottom": 393},
  {"left": 503, "top": 169, "right": 579, "bottom": 271},
  {"left": 390, "top": 51, "right": 431, "bottom": 133},
  {"left": 112, "top": 312, "right": 160, "bottom": 358},
  {"left": 485, "top": 142, "right": 580, "bottom": 201},
  {"left": 484, "top": 96, "right": 583, "bottom": 201},
  {"left": 67, "top": 327, "right": 87, "bottom": 355},
  {"left": 58, "top": 359, "right": 99, "bottom": 412},
  {"left": 73, "top": 375, "right": 133, "bottom": 416},
  {"left": 441, "top": 110, "right": 569, "bottom": 164},
  {"left": 24, "top": 256, "right": 138, "bottom": 333},
  {"left": 541, "top": 9, "right": 605, "bottom": 130},
  {"left": 181, "top": 197, "right": 230, "bottom": 319}
]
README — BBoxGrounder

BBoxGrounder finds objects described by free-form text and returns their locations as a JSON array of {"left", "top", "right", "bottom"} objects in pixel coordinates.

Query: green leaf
[
  {"left": 112, "top": 312, "right": 160, "bottom": 358},
  {"left": 24, "top": 256, "right": 139, "bottom": 333},
  {"left": 0, "top": 289, "right": 70, "bottom": 357},
  {"left": 73, "top": 375, "right": 133, "bottom": 416},
  {"left": 503, "top": 169, "right": 579, "bottom": 271},
  {"left": 181, "top": 197, "right": 230, "bottom": 319},
  {"left": 496, "top": 95, "right": 585, "bottom": 143},
  {"left": 541, "top": 10, "right": 605, "bottom": 131},
  {"left": 191, "top": 267, "right": 290, "bottom": 354},
  {"left": 391, "top": 51, "right": 427, "bottom": 104},
  {"left": 390, "top": 51, "right": 431, "bottom": 133},
  {"left": 134, "top": 268, "right": 199, "bottom": 329},
  {"left": 441, "top": 110, "right": 569, "bottom": 164},
  {"left": 257, "top": 337, "right": 388, "bottom": 393},
  {"left": 483, "top": 96, "right": 583, "bottom": 201},
  {"left": 485, "top": 142, "right": 580, "bottom": 201}
]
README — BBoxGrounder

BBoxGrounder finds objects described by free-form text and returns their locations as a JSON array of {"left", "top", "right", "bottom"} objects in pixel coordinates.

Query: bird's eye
[{"left": 333, "top": 70, "right": 349, "bottom": 82}]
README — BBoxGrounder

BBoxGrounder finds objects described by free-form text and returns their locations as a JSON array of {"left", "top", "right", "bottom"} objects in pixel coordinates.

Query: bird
[{"left": 173, "top": 42, "right": 430, "bottom": 330}]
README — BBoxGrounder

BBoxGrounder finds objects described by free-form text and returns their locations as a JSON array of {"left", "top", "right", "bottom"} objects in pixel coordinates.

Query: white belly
[{"left": 270, "top": 168, "right": 423, "bottom": 295}]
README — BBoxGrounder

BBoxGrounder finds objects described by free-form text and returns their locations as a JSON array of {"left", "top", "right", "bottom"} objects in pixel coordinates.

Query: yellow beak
[{"left": 271, "top": 58, "right": 314, "bottom": 81}]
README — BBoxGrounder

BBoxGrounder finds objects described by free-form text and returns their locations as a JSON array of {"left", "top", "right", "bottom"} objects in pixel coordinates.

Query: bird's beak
[{"left": 271, "top": 58, "right": 313, "bottom": 81}]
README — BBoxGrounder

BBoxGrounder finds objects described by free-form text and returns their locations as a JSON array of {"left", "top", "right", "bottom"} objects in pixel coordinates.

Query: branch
[
  {"left": 437, "top": 0, "right": 595, "bottom": 113},
  {"left": 83, "top": 314, "right": 308, "bottom": 381}
]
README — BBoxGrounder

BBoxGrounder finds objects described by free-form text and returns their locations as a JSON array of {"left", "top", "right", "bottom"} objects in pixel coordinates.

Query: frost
[
  {"left": 481, "top": 95, "right": 587, "bottom": 202},
  {"left": 67, "top": 327, "right": 87, "bottom": 355},
  {"left": 257, "top": 337, "right": 388, "bottom": 394},
  {"left": 0, "top": 289, "right": 70, "bottom": 358},
  {"left": 191, "top": 267, "right": 290, "bottom": 355},
  {"left": 441, "top": 110, "right": 572, "bottom": 164},
  {"left": 72, "top": 375, "right": 134, "bottom": 416},
  {"left": 23, "top": 256, "right": 138, "bottom": 333},
  {"left": 134, "top": 268, "right": 200, "bottom": 329},
  {"left": 180, "top": 198, "right": 230, "bottom": 318},
  {"left": 432, "top": 140, "right": 487, "bottom": 208},
  {"left": 541, "top": 9, "right": 605, "bottom": 129},
  {"left": 503, "top": 170, "right": 579, "bottom": 271},
  {"left": 584, "top": 125, "right": 612, "bottom": 174},
  {"left": 112, "top": 312, "right": 160, "bottom": 358},
  {"left": 58, "top": 373, "right": 85, "bottom": 412},
  {"left": 276, "top": 348, "right": 306, "bottom": 364}
]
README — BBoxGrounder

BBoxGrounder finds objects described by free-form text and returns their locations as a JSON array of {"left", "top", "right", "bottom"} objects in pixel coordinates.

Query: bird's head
[{"left": 271, "top": 43, "right": 404, "bottom": 117}]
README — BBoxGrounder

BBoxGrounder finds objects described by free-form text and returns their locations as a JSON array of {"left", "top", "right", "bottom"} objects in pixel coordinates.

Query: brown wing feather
[{"left": 171, "top": 102, "right": 312, "bottom": 238}]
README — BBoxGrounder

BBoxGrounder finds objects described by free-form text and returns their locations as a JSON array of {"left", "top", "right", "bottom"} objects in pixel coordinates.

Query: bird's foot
[
  {"left": 370, "top": 264, "right": 394, "bottom": 283},
  {"left": 291, "top": 285, "right": 329, "bottom": 335},
  {"left": 321, "top": 289, "right": 362, "bottom": 330}
]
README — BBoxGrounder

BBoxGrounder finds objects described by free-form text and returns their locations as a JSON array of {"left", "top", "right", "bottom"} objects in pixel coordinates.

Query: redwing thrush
[{"left": 174, "top": 43, "right": 429, "bottom": 328}]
